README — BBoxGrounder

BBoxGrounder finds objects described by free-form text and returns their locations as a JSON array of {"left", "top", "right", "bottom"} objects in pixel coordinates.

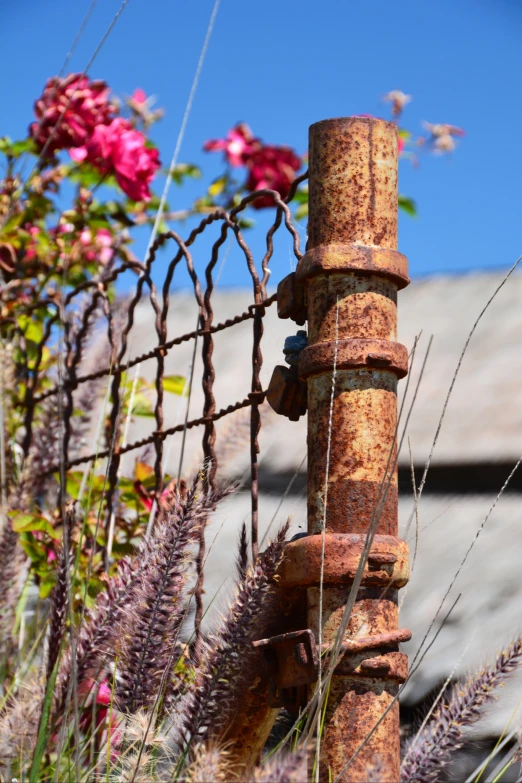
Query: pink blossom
[
  {"left": 30, "top": 73, "right": 116, "bottom": 155},
  {"left": 398, "top": 136, "right": 405, "bottom": 154},
  {"left": 77, "top": 227, "right": 115, "bottom": 264},
  {"left": 95, "top": 228, "right": 114, "bottom": 265},
  {"left": 132, "top": 88, "right": 147, "bottom": 105},
  {"left": 383, "top": 90, "right": 412, "bottom": 117},
  {"left": 423, "top": 122, "right": 465, "bottom": 138},
  {"left": 422, "top": 122, "right": 465, "bottom": 154},
  {"left": 71, "top": 118, "right": 160, "bottom": 201},
  {"left": 80, "top": 228, "right": 92, "bottom": 246},
  {"left": 22, "top": 224, "right": 40, "bottom": 262},
  {"left": 244, "top": 145, "right": 302, "bottom": 208},
  {"left": 204, "top": 123, "right": 261, "bottom": 167},
  {"left": 96, "top": 681, "right": 112, "bottom": 706}
]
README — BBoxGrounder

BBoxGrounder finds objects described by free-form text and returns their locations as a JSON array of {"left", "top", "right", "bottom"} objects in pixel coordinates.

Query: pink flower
[
  {"left": 79, "top": 228, "right": 92, "bottom": 246},
  {"left": 95, "top": 228, "right": 114, "bottom": 264},
  {"left": 96, "top": 681, "right": 113, "bottom": 706},
  {"left": 383, "top": 90, "right": 412, "bottom": 117},
  {"left": 76, "top": 227, "right": 115, "bottom": 264},
  {"left": 131, "top": 88, "right": 147, "bottom": 105},
  {"left": 423, "top": 122, "right": 465, "bottom": 138},
  {"left": 422, "top": 122, "right": 465, "bottom": 154},
  {"left": 71, "top": 118, "right": 160, "bottom": 201},
  {"left": 30, "top": 73, "right": 116, "bottom": 155},
  {"left": 204, "top": 123, "right": 260, "bottom": 167},
  {"left": 204, "top": 123, "right": 302, "bottom": 208},
  {"left": 398, "top": 136, "right": 405, "bottom": 154},
  {"left": 244, "top": 145, "right": 302, "bottom": 208}
]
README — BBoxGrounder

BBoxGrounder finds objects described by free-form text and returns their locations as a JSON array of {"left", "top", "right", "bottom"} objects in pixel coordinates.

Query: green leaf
[
  {"left": 10, "top": 138, "right": 38, "bottom": 157},
  {"left": 163, "top": 375, "right": 187, "bottom": 395},
  {"left": 0, "top": 137, "right": 37, "bottom": 158},
  {"left": 39, "top": 573, "right": 57, "bottom": 599},
  {"left": 237, "top": 217, "right": 255, "bottom": 230},
  {"left": 18, "top": 315, "right": 43, "bottom": 343},
  {"left": 12, "top": 513, "right": 61, "bottom": 540},
  {"left": 293, "top": 184, "right": 309, "bottom": 204},
  {"left": 65, "top": 471, "right": 83, "bottom": 499},
  {"left": 398, "top": 128, "right": 412, "bottom": 140},
  {"left": 208, "top": 176, "right": 228, "bottom": 198},
  {"left": 295, "top": 203, "right": 309, "bottom": 221},
  {"left": 105, "top": 200, "right": 136, "bottom": 227},
  {"left": 134, "top": 461, "right": 155, "bottom": 482},
  {"left": 67, "top": 163, "right": 118, "bottom": 190},
  {"left": 131, "top": 394, "right": 154, "bottom": 417},
  {"left": 398, "top": 195, "right": 417, "bottom": 217},
  {"left": 169, "top": 163, "right": 202, "bottom": 185}
]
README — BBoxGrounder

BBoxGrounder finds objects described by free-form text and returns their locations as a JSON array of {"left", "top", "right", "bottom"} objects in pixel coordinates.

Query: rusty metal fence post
[{"left": 272, "top": 116, "right": 411, "bottom": 781}]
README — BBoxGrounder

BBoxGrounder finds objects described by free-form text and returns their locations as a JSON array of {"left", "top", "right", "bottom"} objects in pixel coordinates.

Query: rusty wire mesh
[{"left": 15, "top": 174, "right": 307, "bottom": 642}]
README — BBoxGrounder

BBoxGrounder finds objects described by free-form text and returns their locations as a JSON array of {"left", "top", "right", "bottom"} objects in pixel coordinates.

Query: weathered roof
[{"left": 122, "top": 268, "right": 522, "bottom": 476}]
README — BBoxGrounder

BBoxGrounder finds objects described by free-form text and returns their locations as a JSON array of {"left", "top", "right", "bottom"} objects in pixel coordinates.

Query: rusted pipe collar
[
  {"left": 296, "top": 244, "right": 409, "bottom": 290},
  {"left": 277, "top": 533, "right": 410, "bottom": 588},
  {"left": 299, "top": 337, "right": 408, "bottom": 380}
]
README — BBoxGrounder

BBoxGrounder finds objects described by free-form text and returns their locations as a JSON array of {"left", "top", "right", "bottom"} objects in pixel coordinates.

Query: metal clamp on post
[
  {"left": 266, "top": 330, "right": 308, "bottom": 421},
  {"left": 253, "top": 624, "right": 412, "bottom": 712}
]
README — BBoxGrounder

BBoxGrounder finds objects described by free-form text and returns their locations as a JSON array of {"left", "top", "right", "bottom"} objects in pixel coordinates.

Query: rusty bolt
[
  {"left": 294, "top": 641, "right": 309, "bottom": 666},
  {"left": 266, "top": 364, "right": 307, "bottom": 421},
  {"left": 359, "top": 657, "right": 392, "bottom": 675},
  {"left": 277, "top": 272, "right": 307, "bottom": 325},
  {"left": 367, "top": 552, "right": 398, "bottom": 568}
]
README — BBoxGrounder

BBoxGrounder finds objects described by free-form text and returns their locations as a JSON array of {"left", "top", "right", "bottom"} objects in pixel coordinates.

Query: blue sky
[{"left": 1, "top": 0, "right": 521, "bottom": 288}]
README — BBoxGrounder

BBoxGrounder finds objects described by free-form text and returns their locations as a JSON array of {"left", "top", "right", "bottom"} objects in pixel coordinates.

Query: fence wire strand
[{"left": 14, "top": 177, "right": 306, "bottom": 643}]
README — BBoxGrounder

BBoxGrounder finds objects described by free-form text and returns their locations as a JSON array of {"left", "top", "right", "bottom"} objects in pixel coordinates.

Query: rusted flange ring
[
  {"left": 278, "top": 533, "right": 409, "bottom": 588},
  {"left": 334, "top": 650, "right": 408, "bottom": 682},
  {"left": 299, "top": 337, "right": 408, "bottom": 380},
  {"left": 295, "top": 243, "right": 410, "bottom": 290}
]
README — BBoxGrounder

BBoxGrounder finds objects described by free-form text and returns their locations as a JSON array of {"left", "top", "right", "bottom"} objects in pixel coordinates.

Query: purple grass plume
[
  {"left": 401, "top": 635, "right": 522, "bottom": 783},
  {"left": 45, "top": 540, "right": 69, "bottom": 682},
  {"left": 115, "top": 478, "right": 234, "bottom": 713},
  {"left": 236, "top": 521, "right": 249, "bottom": 582},
  {"left": 181, "top": 518, "right": 290, "bottom": 747},
  {"left": 0, "top": 516, "right": 27, "bottom": 660},
  {"left": 53, "top": 555, "right": 139, "bottom": 719}
]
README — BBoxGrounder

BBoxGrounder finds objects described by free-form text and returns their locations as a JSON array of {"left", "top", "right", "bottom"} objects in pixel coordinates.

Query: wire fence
[{"left": 14, "top": 173, "right": 307, "bottom": 641}]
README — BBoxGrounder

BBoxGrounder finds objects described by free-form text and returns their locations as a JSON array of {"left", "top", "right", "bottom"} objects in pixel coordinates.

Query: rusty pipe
[{"left": 297, "top": 117, "right": 410, "bottom": 782}]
